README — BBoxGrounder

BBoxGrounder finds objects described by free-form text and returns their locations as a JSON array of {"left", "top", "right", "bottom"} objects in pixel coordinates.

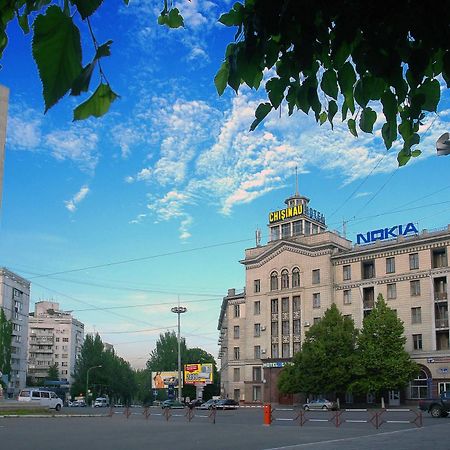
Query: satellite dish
[{"left": 436, "top": 132, "right": 450, "bottom": 156}]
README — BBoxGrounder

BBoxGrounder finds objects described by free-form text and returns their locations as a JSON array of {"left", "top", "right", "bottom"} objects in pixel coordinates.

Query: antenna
[
  {"left": 342, "top": 219, "right": 347, "bottom": 239},
  {"left": 255, "top": 228, "right": 261, "bottom": 247},
  {"left": 295, "top": 166, "right": 299, "bottom": 195}
]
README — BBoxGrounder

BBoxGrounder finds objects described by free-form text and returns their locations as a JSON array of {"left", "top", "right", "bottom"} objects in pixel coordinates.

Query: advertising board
[
  {"left": 151, "top": 371, "right": 183, "bottom": 389},
  {"left": 183, "top": 363, "right": 213, "bottom": 385}
]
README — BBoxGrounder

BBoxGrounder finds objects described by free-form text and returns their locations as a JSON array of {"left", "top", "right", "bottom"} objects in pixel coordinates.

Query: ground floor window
[
  {"left": 438, "top": 382, "right": 450, "bottom": 394},
  {"left": 233, "top": 389, "right": 240, "bottom": 402},
  {"left": 253, "top": 385, "right": 262, "bottom": 402},
  {"left": 409, "top": 369, "right": 429, "bottom": 399}
]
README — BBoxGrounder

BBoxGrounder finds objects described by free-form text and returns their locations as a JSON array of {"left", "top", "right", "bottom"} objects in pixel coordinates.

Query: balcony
[
  {"left": 435, "top": 292, "right": 448, "bottom": 301},
  {"left": 436, "top": 318, "right": 449, "bottom": 329}
]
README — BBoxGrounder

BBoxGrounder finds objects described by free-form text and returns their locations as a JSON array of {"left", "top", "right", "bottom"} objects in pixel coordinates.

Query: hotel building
[{"left": 218, "top": 191, "right": 450, "bottom": 405}]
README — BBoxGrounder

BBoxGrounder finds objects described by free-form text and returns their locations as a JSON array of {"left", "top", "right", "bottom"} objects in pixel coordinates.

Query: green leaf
[
  {"left": 319, "top": 111, "right": 327, "bottom": 125},
  {"left": 73, "top": 82, "right": 118, "bottom": 121},
  {"left": 95, "top": 40, "right": 113, "bottom": 60},
  {"left": 214, "top": 61, "right": 230, "bottom": 96},
  {"left": 123, "top": 0, "right": 130, "bottom": 4},
  {"left": 218, "top": 3, "right": 243, "bottom": 26},
  {"left": 158, "top": 8, "right": 184, "bottom": 28},
  {"left": 397, "top": 148, "right": 411, "bottom": 166},
  {"left": 73, "top": 0, "right": 103, "bottom": 20},
  {"left": 416, "top": 78, "right": 440, "bottom": 112},
  {"left": 32, "top": 6, "right": 82, "bottom": 112},
  {"left": 381, "top": 120, "right": 397, "bottom": 150},
  {"left": 359, "top": 107, "right": 377, "bottom": 133},
  {"left": 266, "top": 77, "right": 286, "bottom": 109},
  {"left": 286, "top": 84, "right": 298, "bottom": 116},
  {"left": 348, "top": 118, "right": 357, "bottom": 137},
  {"left": 70, "top": 63, "right": 95, "bottom": 96},
  {"left": 338, "top": 62, "right": 356, "bottom": 113},
  {"left": 328, "top": 100, "right": 338, "bottom": 128},
  {"left": 381, "top": 90, "right": 397, "bottom": 123},
  {"left": 249, "top": 102, "right": 272, "bottom": 131},
  {"left": 320, "top": 69, "right": 338, "bottom": 100},
  {"left": 18, "top": 14, "right": 30, "bottom": 34},
  {"left": 411, "top": 149, "right": 422, "bottom": 157}
]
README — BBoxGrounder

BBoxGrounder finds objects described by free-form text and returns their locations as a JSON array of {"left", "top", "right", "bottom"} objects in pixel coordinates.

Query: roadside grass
[{"left": 0, "top": 408, "right": 51, "bottom": 415}]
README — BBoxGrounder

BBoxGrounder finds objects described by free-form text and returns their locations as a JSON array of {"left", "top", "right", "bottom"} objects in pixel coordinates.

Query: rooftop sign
[
  {"left": 356, "top": 222, "right": 418, "bottom": 245},
  {"left": 269, "top": 205, "right": 325, "bottom": 224}
]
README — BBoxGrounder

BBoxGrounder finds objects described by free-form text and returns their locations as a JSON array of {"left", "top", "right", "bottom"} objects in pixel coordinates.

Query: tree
[
  {"left": 0, "top": 308, "right": 12, "bottom": 387},
  {"left": 46, "top": 363, "right": 59, "bottom": 381},
  {"left": 350, "top": 294, "right": 419, "bottom": 397},
  {"left": 2, "top": 1, "right": 449, "bottom": 166},
  {"left": 278, "top": 304, "right": 358, "bottom": 398}
]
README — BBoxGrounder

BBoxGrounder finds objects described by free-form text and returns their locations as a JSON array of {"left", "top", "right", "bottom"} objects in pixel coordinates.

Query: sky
[{"left": 1, "top": 0, "right": 450, "bottom": 370}]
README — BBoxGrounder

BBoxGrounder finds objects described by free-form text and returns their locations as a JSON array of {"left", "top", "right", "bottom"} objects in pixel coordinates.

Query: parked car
[
  {"left": 18, "top": 389, "right": 63, "bottom": 411},
  {"left": 303, "top": 399, "right": 337, "bottom": 411},
  {"left": 94, "top": 397, "right": 109, "bottom": 407},
  {"left": 419, "top": 391, "right": 450, "bottom": 417},
  {"left": 215, "top": 399, "right": 239, "bottom": 410},
  {"left": 69, "top": 400, "right": 86, "bottom": 407},
  {"left": 161, "top": 399, "right": 185, "bottom": 409},
  {"left": 187, "top": 398, "right": 203, "bottom": 408},
  {"left": 198, "top": 399, "right": 220, "bottom": 410}
]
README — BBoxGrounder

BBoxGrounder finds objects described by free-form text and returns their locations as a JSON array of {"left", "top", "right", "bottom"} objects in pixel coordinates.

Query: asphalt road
[{"left": 1, "top": 407, "right": 449, "bottom": 450}]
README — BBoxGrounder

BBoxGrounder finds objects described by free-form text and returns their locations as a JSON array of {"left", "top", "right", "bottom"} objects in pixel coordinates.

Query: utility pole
[{"left": 171, "top": 301, "right": 187, "bottom": 402}]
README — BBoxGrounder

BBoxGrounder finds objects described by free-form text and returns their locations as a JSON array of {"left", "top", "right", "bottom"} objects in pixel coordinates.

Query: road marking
[{"left": 275, "top": 418, "right": 294, "bottom": 421}]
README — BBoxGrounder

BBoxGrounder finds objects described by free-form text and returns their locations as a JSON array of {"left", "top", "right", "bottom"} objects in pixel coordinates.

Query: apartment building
[
  {"left": 28, "top": 301, "right": 84, "bottom": 384},
  {"left": 218, "top": 191, "right": 450, "bottom": 404},
  {"left": 0, "top": 268, "right": 31, "bottom": 397}
]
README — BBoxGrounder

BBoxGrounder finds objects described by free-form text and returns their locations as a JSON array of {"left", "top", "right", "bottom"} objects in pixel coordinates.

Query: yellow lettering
[{"left": 269, "top": 212, "right": 274, "bottom": 223}]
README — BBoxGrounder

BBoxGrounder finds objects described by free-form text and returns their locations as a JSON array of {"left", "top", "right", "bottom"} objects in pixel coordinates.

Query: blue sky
[{"left": 1, "top": 0, "right": 450, "bottom": 369}]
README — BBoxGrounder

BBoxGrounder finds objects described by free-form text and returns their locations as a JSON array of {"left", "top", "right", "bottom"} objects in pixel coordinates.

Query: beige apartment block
[
  {"left": 0, "top": 268, "right": 31, "bottom": 397},
  {"left": 28, "top": 301, "right": 84, "bottom": 384},
  {"left": 0, "top": 85, "right": 8, "bottom": 211},
  {"left": 218, "top": 192, "right": 450, "bottom": 405}
]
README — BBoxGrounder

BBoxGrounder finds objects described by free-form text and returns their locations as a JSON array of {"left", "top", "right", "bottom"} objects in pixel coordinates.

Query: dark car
[
  {"left": 161, "top": 399, "right": 185, "bottom": 409},
  {"left": 215, "top": 399, "right": 239, "bottom": 410},
  {"left": 303, "top": 399, "right": 337, "bottom": 411},
  {"left": 188, "top": 399, "right": 203, "bottom": 407},
  {"left": 198, "top": 399, "right": 220, "bottom": 410}
]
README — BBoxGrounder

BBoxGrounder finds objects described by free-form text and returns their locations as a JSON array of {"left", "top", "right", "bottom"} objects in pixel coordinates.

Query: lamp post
[
  {"left": 171, "top": 305, "right": 187, "bottom": 402},
  {"left": 86, "top": 365, "right": 102, "bottom": 406}
]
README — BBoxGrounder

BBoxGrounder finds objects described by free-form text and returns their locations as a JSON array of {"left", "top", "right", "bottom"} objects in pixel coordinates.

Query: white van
[
  {"left": 94, "top": 397, "right": 109, "bottom": 407},
  {"left": 18, "top": 389, "right": 63, "bottom": 411}
]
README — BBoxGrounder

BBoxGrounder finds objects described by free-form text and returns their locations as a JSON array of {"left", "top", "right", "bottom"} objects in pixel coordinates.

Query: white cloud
[
  {"left": 64, "top": 185, "right": 90, "bottom": 212},
  {"left": 7, "top": 113, "right": 42, "bottom": 150}
]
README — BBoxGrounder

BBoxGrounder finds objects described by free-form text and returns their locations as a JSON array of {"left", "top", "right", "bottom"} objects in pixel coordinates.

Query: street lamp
[
  {"left": 171, "top": 305, "right": 187, "bottom": 402},
  {"left": 86, "top": 365, "right": 102, "bottom": 406}
]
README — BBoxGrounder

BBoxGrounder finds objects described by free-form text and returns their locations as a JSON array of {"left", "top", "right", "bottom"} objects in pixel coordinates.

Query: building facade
[
  {"left": 218, "top": 192, "right": 450, "bottom": 404},
  {"left": 28, "top": 301, "right": 84, "bottom": 384},
  {"left": 0, "top": 268, "right": 31, "bottom": 397}
]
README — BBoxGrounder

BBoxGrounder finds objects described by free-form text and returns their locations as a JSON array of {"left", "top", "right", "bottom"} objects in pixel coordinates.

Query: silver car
[{"left": 303, "top": 399, "right": 336, "bottom": 410}]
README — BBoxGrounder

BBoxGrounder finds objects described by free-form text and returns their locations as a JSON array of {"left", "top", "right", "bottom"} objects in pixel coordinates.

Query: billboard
[
  {"left": 151, "top": 371, "right": 183, "bottom": 389},
  {"left": 184, "top": 363, "right": 213, "bottom": 385}
]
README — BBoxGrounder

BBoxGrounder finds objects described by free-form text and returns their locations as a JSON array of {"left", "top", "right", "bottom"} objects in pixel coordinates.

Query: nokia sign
[{"left": 356, "top": 222, "right": 419, "bottom": 245}]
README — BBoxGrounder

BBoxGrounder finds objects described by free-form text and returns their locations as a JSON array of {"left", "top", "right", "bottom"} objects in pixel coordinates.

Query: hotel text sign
[
  {"left": 269, "top": 205, "right": 326, "bottom": 225},
  {"left": 356, "top": 222, "right": 418, "bottom": 245}
]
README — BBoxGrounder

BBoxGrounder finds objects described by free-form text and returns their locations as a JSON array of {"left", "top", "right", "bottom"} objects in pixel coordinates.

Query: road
[{"left": 1, "top": 406, "right": 448, "bottom": 450}]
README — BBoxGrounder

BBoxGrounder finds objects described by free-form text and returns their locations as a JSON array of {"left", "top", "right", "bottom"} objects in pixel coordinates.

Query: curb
[{"left": 0, "top": 414, "right": 107, "bottom": 418}]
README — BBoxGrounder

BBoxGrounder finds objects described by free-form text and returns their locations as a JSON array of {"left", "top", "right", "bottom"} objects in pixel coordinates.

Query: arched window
[
  {"left": 409, "top": 369, "right": 429, "bottom": 399},
  {"left": 292, "top": 267, "right": 300, "bottom": 288},
  {"left": 281, "top": 269, "right": 289, "bottom": 289},
  {"left": 270, "top": 272, "right": 278, "bottom": 291}
]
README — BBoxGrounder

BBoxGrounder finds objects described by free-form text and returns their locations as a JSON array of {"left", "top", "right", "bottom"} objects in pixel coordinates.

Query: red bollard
[{"left": 263, "top": 403, "right": 272, "bottom": 426}]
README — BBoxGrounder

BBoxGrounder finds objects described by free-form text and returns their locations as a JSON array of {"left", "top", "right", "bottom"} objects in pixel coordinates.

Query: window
[
  {"left": 282, "top": 343, "right": 290, "bottom": 357},
  {"left": 253, "top": 367, "right": 262, "bottom": 382},
  {"left": 312, "top": 269, "right": 320, "bottom": 284},
  {"left": 254, "top": 279, "right": 261, "bottom": 293},
  {"left": 254, "top": 346, "right": 261, "bottom": 359},
  {"left": 410, "top": 280, "right": 421, "bottom": 296},
  {"left": 387, "top": 283, "right": 397, "bottom": 300},
  {"left": 234, "top": 326, "right": 240, "bottom": 339},
  {"left": 362, "top": 260, "right": 375, "bottom": 279},
  {"left": 413, "top": 334, "right": 423, "bottom": 350},
  {"left": 271, "top": 343, "right": 279, "bottom": 358},
  {"left": 304, "top": 222, "right": 311, "bottom": 235},
  {"left": 343, "top": 290, "right": 351, "bottom": 305},
  {"left": 281, "top": 270, "right": 289, "bottom": 289},
  {"left": 409, "top": 253, "right": 419, "bottom": 270},
  {"left": 271, "top": 321, "right": 278, "bottom": 336},
  {"left": 270, "top": 226, "right": 279, "bottom": 241},
  {"left": 313, "top": 293, "right": 320, "bottom": 308},
  {"left": 432, "top": 248, "right": 448, "bottom": 268},
  {"left": 234, "top": 304, "right": 240, "bottom": 317},
  {"left": 293, "top": 220, "right": 302, "bottom": 236},
  {"left": 281, "top": 223, "right": 290, "bottom": 238},
  {"left": 233, "top": 389, "right": 240, "bottom": 402},
  {"left": 254, "top": 301, "right": 261, "bottom": 315},
  {"left": 293, "top": 342, "right": 301, "bottom": 354},
  {"left": 386, "top": 257, "right": 395, "bottom": 274},
  {"left": 292, "top": 296, "right": 300, "bottom": 312},
  {"left": 282, "top": 297, "right": 289, "bottom": 313},
  {"left": 438, "top": 382, "right": 450, "bottom": 395},
  {"left": 32, "top": 391, "right": 40, "bottom": 398},
  {"left": 270, "top": 272, "right": 278, "bottom": 291},
  {"left": 253, "top": 386, "right": 262, "bottom": 402},
  {"left": 62, "top": 338, "right": 69, "bottom": 342},
  {"left": 282, "top": 320, "right": 289, "bottom": 335},
  {"left": 410, "top": 370, "right": 429, "bottom": 399},
  {"left": 313, "top": 317, "right": 321, "bottom": 325},
  {"left": 271, "top": 299, "right": 278, "bottom": 314},
  {"left": 56, "top": 338, "right": 60, "bottom": 342},
  {"left": 233, "top": 368, "right": 240, "bottom": 382},
  {"left": 233, "top": 347, "right": 240, "bottom": 360},
  {"left": 293, "top": 319, "right": 301, "bottom": 335},
  {"left": 41, "top": 391, "right": 50, "bottom": 399},
  {"left": 254, "top": 323, "right": 261, "bottom": 337},
  {"left": 411, "top": 307, "right": 422, "bottom": 324},
  {"left": 343, "top": 265, "right": 351, "bottom": 281},
  {"left": 292, "top": 268, "right": 300, "bottom": 288}
]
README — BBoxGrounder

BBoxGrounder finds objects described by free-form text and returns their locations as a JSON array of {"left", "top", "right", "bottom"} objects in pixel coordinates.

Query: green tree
[
  {"left": 2, "top": 1, "right": 449, "bottom": 166},
  {"left": 146, "top": 331, "right": 187, "bottom": 372},
  {"left": 0, "top": 308, "right": 12, "bottom": 387},
  {"left": 350, "top": 294, "right": 419, "bottom": 397},
  {"left": 278, "top": 304, "right": 358, "bottom": 398},
  {"left": 46, "top": 363, "right": 59, "bottom": 381}
]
